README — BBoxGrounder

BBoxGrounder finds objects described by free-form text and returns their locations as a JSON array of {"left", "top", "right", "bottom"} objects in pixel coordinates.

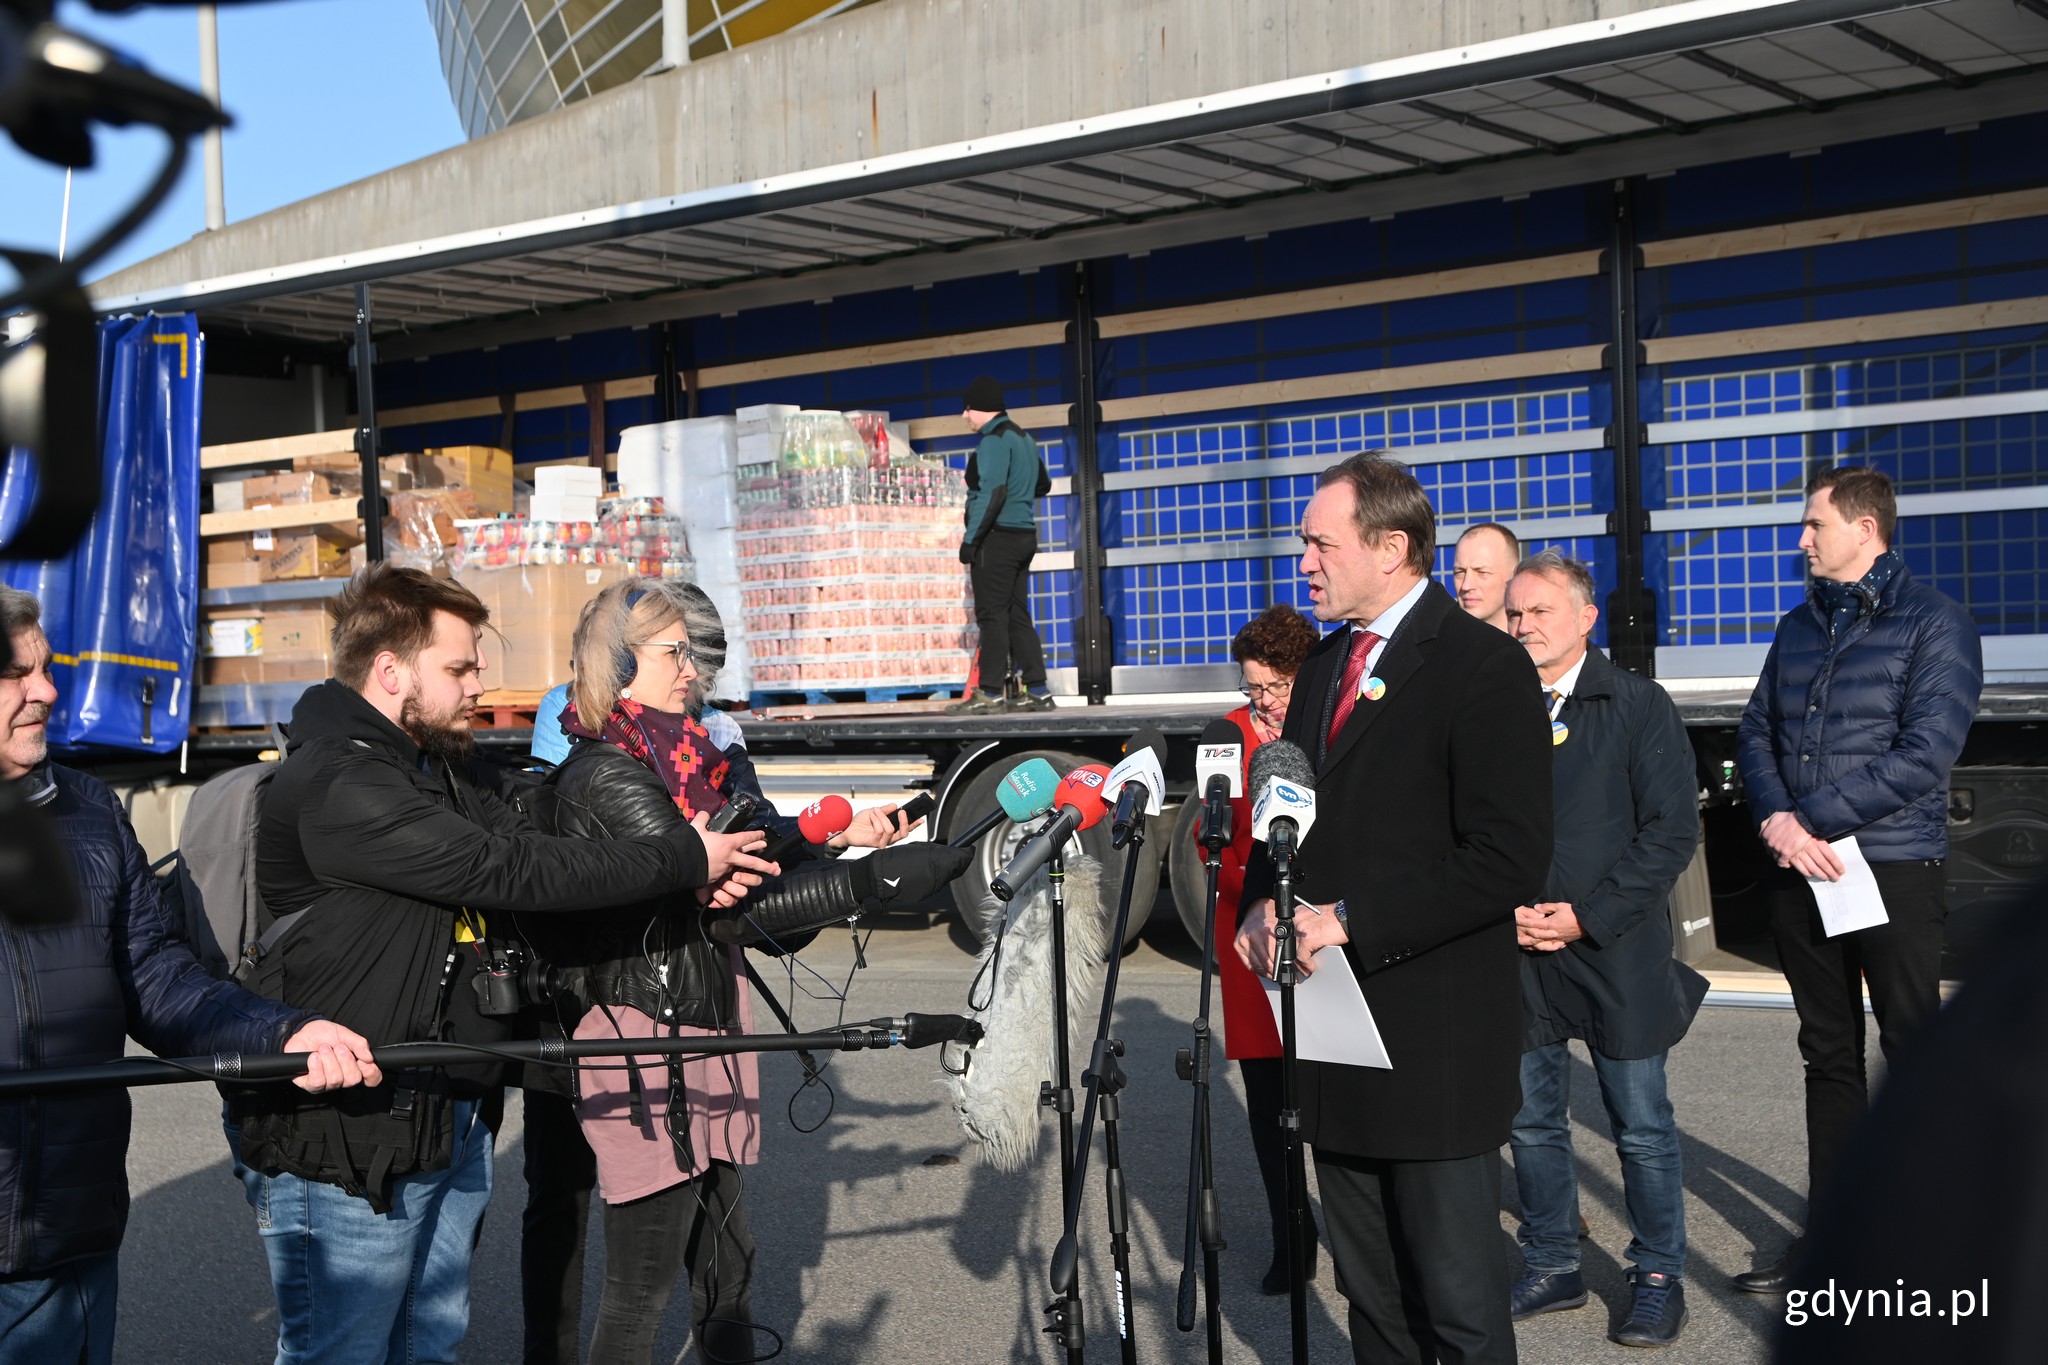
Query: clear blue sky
[{"left": 2, "top": 0, "right": 464, "bottom": 287}]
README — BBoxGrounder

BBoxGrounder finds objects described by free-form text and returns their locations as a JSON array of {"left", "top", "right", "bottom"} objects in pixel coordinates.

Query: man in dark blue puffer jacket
[
  {"left": 1733, "top": 466, "right": 1982, "bottom": 1295},
  {"left": 0, "top": 586, "right": 381, "bottom": 1364}
]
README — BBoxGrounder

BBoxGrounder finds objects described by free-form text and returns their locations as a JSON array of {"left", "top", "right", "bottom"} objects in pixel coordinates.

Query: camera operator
[
  {"left": 517, "top": 579, "right": 966, "bottom": 1365},
  {"left": 224, "top": 565, "right": 779, "bottom": 1365}
]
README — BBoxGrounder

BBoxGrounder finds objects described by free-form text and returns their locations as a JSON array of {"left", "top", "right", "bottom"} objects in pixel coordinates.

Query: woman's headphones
[{"left": 614, "top": 588, "right": 647, "bottom": 695}]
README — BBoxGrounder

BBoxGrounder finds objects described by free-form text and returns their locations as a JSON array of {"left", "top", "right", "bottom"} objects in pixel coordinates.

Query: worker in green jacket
[{"left": 947, "top": 375, "right": 1053, "bottom": 715}]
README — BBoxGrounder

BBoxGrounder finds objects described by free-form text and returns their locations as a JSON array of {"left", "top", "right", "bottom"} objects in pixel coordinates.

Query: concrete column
[
  {"left": 660, "top": 0, "right": 691, "bottom": 71},
  {"left": 198, "top": 5, "right": 225, "bottom": 230}
]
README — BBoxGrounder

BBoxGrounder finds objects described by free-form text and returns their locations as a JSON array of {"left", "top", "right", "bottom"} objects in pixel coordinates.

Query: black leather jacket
[{"left": 522, "top": 739, "right": 746, "bottom": 1041}]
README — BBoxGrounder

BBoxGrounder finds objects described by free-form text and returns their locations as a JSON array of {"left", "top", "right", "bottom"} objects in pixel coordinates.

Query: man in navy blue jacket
[
  {"left": 0, "top": 585, "right": 380, "bottom": 1364},
  {"left": 1734, "top": 466, "right": 1982, "bottom": 1294}
]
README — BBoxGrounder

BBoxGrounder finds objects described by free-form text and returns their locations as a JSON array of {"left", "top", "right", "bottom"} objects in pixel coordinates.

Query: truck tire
[
  {"left": 1168, "top": 796, "right": 1216, "bottom": 948},
  {"left": 941, "top": 748, "right": 1159, "bottom": 952}
]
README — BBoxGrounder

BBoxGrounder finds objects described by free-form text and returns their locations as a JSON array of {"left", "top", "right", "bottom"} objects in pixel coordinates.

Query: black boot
[
  {"left": 1260, "top": 1216, "right": 1319, "bottom": 1295},
  {"left": 1732, "top": 1240, "right": 1800, "bottom": 1294}
]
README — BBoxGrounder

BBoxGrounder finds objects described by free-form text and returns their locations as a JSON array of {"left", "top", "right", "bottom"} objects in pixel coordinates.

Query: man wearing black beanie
[{"left": 948, "top": 375, "right": 1054, "bottom": 714}]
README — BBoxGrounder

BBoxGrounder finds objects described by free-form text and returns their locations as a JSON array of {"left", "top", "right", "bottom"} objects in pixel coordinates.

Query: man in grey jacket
[{"left": 1502, "top": 552, "right": 1706, "bottom": 1348}]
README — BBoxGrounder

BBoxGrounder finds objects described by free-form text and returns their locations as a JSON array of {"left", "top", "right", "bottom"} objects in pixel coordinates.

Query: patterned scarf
[
  {"left": 561, "top": 697, "right": 731, "bottom": 819},
  {"left": 1814, "top": 548, "right": 1902, "bottom": 644}
]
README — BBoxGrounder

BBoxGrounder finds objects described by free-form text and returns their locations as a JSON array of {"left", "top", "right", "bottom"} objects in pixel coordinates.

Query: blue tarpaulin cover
[{"left": 1, "top": 313, "right": 202, "bottom": 753}]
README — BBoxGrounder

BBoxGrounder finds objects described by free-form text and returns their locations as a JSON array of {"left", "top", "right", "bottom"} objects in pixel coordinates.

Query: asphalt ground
[{"left": 111, "top": 907, "right": 1863, "bottom": 1364}]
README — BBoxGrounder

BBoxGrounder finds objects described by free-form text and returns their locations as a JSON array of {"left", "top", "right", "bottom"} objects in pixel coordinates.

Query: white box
[
  {"left": 530, "top": 494, "right": 600, "bottom": 524},
  {"left": 534, "top": 466, "right": 603, "bottom": 500}
]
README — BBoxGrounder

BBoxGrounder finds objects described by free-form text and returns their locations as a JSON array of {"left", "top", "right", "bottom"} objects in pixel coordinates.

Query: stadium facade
[{"left": 432, "top": 0, "right": 878, "bottom": 138}]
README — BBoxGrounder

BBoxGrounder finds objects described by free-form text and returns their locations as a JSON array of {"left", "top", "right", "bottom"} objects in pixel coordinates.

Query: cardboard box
[
  {"left": 202, "top": 655, "right": 328, "bottom": 688},
  {"left": 413, "top": 446, "right": 514, "bottom": 516},
  {"left": 206, "top": 535, "right": 257, "bottom": 565},
  {"left": 293, "top": 452, "right": 413, "bottom": 480},
  {"left": 262, "top": 608, "right": 332, "bottom": 663},
  {"left": 203, "top": 655, "right": 265, "bottom": 688},
  {"left": 203, "top": 617, "right": 263, "bottom": 658},
  {"left": 263, "top": 532, "right": 355, "bottom": 582},
  {"left": 203, "top": 560, "right": 265, "bottom": 589},
  {"left": 240, "top": 472, "right": 345, "bottom": 509},
  {"left": 458, "top": 563, "right": 629, "bottom": 692}
]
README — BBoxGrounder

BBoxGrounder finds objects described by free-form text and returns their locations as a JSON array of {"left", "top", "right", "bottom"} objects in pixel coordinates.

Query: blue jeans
[
  {"left": 229, "top": 1099, "right": 495, "bottom": 1365},
  {"left": 0, "top": 1251, "right": 118, "bottom": 1365},
  {"left": 1510, "top": 1042, "right": 1686, "bottom": 1279}
]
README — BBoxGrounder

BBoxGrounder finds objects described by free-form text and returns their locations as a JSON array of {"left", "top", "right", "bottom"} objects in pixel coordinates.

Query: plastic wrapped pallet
[
  {"left": 738, "top": 457, "right": 975, "bottom": 696},
  {"left": 616, "top": 417, "right": 751, "bottom": 701}
]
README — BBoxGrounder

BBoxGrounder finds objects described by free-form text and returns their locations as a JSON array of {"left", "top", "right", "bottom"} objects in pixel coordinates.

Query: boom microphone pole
[
  {"left": 1249, "top": 740, "right": 1319, "bottom": 1365},
  {"left": 0, "top": 1015, "right": 987, "bottom": 1098},
  {"left": 1176, "top": 717, "right": 1244, "bottom": 1356}
]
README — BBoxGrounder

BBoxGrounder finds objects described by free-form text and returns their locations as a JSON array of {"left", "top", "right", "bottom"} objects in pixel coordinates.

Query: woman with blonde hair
[{"left": 517, "top": 577, "right": 941, "bottom": 1364}]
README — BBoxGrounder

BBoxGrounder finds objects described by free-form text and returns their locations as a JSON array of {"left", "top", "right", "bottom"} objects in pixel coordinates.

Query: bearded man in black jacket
[{"left": 227, "top": 564, "right": 779, "bottom": 1365}]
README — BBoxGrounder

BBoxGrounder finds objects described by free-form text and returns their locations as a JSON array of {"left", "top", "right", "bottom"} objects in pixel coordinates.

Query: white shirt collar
[
  {"left": 1355, "top": 577, "right": 1429, "bottom": 641},
  {"left": 1544, "top": 650, "right": 1590, "bottom": 699}
]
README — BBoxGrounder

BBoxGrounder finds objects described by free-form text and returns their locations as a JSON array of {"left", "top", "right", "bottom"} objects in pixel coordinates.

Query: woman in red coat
[{"left": 1207, "top": 603, "right": 1324, "bottom": 1293}]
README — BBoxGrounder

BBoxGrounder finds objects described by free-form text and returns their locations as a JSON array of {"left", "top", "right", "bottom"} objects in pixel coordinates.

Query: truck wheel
[
  {"left": 1168, "top": 796, "right": 1215, "bottom": 948},
  {"left": 941, "top": 748, "right": 1159, "bottom": 952}
]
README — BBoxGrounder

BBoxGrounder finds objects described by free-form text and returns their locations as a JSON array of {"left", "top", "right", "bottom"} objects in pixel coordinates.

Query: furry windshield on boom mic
[{"left": 1247, "top": 737, "right": 1315, "bottom": 794}]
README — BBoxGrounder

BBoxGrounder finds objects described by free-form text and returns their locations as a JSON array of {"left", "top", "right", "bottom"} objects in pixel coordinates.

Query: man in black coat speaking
[
  {"left": 1237, "top": 453, "right": 1552, "bottom": 1365},
  {"left": 1500, "top": 551, "right": 1706, "bottom": 1349}
]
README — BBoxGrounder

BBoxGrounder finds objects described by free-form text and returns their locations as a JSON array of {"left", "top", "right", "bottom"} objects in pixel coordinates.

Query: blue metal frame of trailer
[
  {"left": 102, "top": 0, "right": 2048, "bottom": 708},
  {"left": 360, "top": 117, "right": 2048, "bottom": 700}
]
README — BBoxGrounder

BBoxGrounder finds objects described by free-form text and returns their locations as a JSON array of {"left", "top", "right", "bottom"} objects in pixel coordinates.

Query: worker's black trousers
[{"left": 969, "top": 527, "right": 1046, "bottom": 691}]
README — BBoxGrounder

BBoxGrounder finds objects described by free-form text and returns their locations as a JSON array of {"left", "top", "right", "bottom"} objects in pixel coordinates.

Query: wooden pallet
[
  {"left": 474, "top": 689, "right": 550, "bottom": 730},
  {"left": 747, "top": 685, "right": 956, "bottom": 710}
]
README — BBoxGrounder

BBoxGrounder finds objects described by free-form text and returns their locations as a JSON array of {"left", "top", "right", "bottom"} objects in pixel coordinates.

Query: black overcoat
[
  {"left": 1521, "top": 647, "right": 1708, "bottom": 1060},
  {"left": 1243, "top": 582, "right": 1552, "bottom": 1161}
]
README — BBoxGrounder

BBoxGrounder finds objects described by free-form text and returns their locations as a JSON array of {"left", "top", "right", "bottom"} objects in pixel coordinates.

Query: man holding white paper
[
  {"left": 1235, "top": 455, "right": 1552, "bottom": 1365},
  {"left": 1734, "top": 466, "right": 1982, "bottom": 1295}
]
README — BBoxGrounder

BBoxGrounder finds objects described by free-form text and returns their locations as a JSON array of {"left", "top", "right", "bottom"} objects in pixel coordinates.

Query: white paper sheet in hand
[
  {"left": 1808, "top": 834, "right": 1890, "bottom": 937},
  {"left": 1263, "top": 942, "right": 1391, "bottom": 1069}
]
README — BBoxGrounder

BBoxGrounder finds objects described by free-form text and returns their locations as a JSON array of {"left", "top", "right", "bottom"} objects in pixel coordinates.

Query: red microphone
[
  {"left": 991, "top": 764, "right": 1110, "bottom": 900},
  {"left": 755, "top": 794, "right": 855, "bottom": 867}
]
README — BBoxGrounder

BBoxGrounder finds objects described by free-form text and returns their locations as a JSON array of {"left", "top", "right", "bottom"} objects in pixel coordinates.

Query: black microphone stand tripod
[
  {"left": 1049, "top": 810, "right": 1150, "bottom": 1365},
  {"left": 1270, "top": 823, "right": 1311, "bottom": 1365},
  {"left": 1037, "top": 836, "right": 1087, "bottom": 1364},
  {"left": 1173, "top": 802, "right": 1228, "bottom": 1360}
]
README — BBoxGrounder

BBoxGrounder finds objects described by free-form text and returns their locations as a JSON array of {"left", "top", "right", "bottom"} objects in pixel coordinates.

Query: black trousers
[
  {"left": 1313, "top": 1147, "right": 1515, "bottom": 1365},
  {"left": 519, "top": 1089, "right": 757, "bottom": 1365},
  {"left": 1763, "top": 857, "right": 1947, "bottom": 1211},
  {"left": 968, "top": 527, "right": 1046, "bottom": 691}
]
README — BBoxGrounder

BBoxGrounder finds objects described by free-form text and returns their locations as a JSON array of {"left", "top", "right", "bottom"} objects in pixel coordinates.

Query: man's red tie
[{"left": 1327, "top": 629, "right": 1382, "bottom": 754}]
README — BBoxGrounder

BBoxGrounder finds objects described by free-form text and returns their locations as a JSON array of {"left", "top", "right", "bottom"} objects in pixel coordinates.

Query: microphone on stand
[
  {"left": 1246, "top": 737, "right": 1319, "bottom": 1364},
  {"left": 1247, "top": 740, "right": 1318, "bottom": 868},
  {"left": 989, "top": 766, "right": 1110, "bottom": 902},
  {"left": 1194, "top": 719, "right": 1243, "bottom": 849},
  {"left": 1106, "top": 727, "right": 1167, "bottom": 850}
]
